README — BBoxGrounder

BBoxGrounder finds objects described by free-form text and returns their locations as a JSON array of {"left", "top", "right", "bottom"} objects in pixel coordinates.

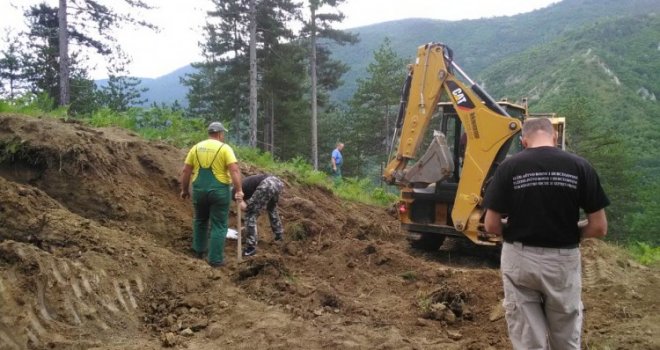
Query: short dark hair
[{"left": 522, "top": 118, "right": 554, "bottom": 137}]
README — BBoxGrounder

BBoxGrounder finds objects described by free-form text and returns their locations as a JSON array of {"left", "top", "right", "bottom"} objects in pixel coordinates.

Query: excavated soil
[{"left": 0, "top": 114, "right": 657, "bottom": 350}]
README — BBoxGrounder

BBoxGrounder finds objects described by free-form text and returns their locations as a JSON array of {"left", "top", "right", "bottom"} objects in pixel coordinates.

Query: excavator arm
[{"left": 384, "top": 43, "right": 522, "bottom": 243}]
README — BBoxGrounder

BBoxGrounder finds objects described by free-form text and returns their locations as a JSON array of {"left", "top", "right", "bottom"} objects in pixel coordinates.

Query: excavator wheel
[{"left": 407, "top": 232, "right": 446, "bottom": 251}]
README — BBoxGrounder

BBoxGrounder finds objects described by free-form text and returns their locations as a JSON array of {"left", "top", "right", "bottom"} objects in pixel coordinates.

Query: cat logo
[
  {"left": 447, "top": 81, "right": 475, "bottom": 110},
  {"left": 452, "top": 88, "right": 467, "bottom": 104}
]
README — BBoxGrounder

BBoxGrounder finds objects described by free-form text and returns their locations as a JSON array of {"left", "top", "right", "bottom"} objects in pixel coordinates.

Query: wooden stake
[{"left": 237, "top": 200, "right": 242, "bottom": 262}]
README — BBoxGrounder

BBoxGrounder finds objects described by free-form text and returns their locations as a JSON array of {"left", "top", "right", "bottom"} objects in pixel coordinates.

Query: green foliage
[
  {"left": 0, "top": 93, "right": 68, "bottom": 117},
  {"left": 627, "top": 181, "right": 660, "bottom": 246},
  {"left": 328, "top": 0, "right": 660, "bottom": 101},
  {"left": 264, "top": 42, "right": 311, "bottom": 160},
  {"left": 182, "top": 0, "right": 301, "bottom": 145},
  {"left": 476, "top": 14, "right": 660, "bottom": 245},
  {"left": 20, "top": 3, "right": 100, "bottom": 115},
  {"left": 2, "top": 1, "right": 155, "bottom": 114},
  {"left": 628, "top": 242, "right": 660, "bottom": 266},
  {"left": 87, "top": 106, "right": 206, "bottom": 147},
  {"left": 235, "top": 146, "right": 279, "bottom": 169},
  {"left": 0, "top": 32, "right": 25, "bottom": 99},
  {"left": 333, "top": 177, "right": 397, "bottom": 207},
  {"left": 345, "top": 38, "right": 407, "bottom": 178},
  {"left": 184, "top": 0, "right": 357, "bottom": 161},
  {"left": 235, "top": 146, "right": 396, "bottom": 207},
  {"left": 415, "top": 291, "right": 433, "bottom": 313},
  {"left": 236, "top": 147, "right": 327, "bottom": 186},
  {"left": 1, "top": 96, "right": 393, "bottom": 208},
  {"left": 98, "top": 49, "right": 148, "bottom": 112},
  {"left": 0, "top": 137, "right": 24, "bottom": 163}
]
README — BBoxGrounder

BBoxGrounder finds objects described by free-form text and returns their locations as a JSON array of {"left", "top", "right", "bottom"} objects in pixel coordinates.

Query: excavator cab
[
  {"left": 438, "top": 100, "right": 528, "bottom": 178},
  {"left": 399, "top": 101, "right": 529, "bottom": 250}
]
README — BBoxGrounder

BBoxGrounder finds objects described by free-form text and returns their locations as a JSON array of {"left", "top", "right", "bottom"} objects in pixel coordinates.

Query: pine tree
[
  {"left": 8, "top": 1, "right": 155, "bottom": 107},
  {"left": 183, "top": 0, "right": 250, "bottom": 140},
  {"left": 20, "top": 3, "right": 96, "bottom": 114},
  {"left": 262, "top": 42, "right": 309, "bottom": 158},
  {"left": 183, "top": 0, "right": 299, "bottom": 146},
  {"left": 99, "top": 49, "right": 148, "bottom": 111},
  {"left": 185, "top": 0, "right": 354, "bottom": 160},
  {"left": 347, "top": 38, "right": 407, "bottom": 176},
  {"left": 302, "top": 0, "right": 357, "bottom": 169},
  {"left": 0, "top": 32, "right": 25, "bottom": 99}
]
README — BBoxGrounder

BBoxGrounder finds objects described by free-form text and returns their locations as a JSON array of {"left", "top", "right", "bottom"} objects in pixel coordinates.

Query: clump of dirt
[{"left": 0, "top": 113, "right": 658, "bottom": 349}]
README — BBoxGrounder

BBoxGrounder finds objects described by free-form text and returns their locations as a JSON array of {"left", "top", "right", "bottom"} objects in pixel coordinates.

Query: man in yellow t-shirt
[{"left": 180, "top": 122, "right": 243, "bottom": 267}]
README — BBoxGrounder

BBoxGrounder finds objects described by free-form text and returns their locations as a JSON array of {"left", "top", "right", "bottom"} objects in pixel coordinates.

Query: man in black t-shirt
[
  {"left": 233, "top": 174, "right": 284, "bottom": 257},
  {"left": 483, "top": 118, "right": 609, "bottom": 350}
]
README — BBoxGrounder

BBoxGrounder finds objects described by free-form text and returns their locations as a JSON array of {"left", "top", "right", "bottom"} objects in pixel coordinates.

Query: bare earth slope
[{"left": 0, "top": 114, "right": 657, "bottom": 349}]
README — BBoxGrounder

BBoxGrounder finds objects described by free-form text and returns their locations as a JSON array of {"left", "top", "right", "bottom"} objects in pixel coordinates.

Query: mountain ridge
[{"left": 96, "top": 0, "right": 660, "bottom": 106}]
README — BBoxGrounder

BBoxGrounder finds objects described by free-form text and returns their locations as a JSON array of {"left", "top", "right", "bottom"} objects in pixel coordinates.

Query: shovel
[{"left": 236, "top": 199, "right": 242, "bottom": 262}]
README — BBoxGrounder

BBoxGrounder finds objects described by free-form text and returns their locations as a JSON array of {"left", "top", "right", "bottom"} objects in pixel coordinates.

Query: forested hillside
[
  {"left": 98, "top": 0, "right": 660, "bottom": 105},
  {"left": 478, "top": 14, "right": 660, "bottom": 243},
  {"left": 329, "top": 0, "right": 660, "bottom": 101},
  {"left": 96, "top": 65, "right": 194, "bottom": 107}
]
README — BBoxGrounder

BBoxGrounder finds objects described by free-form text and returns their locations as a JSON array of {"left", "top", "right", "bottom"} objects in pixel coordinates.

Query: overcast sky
[{"left": 1, "top": 0, "right": 561, "bottom": 79}]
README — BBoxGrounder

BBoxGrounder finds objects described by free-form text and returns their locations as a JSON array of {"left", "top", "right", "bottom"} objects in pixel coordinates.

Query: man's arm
[
  {"left": 228, "top": 162, "right": 243, "bottom": 200},
  {"left": 331, "top": 155, "right": 337, "bottom": 172},
  {"left": 484, "top": 209, "right": 503, "bottom": 236},
  {"left": 179, "top": 164, "right": 193, "bottom": 199},
  {"left": 580, "top": 208, "right": 607, "bottom": 239}
]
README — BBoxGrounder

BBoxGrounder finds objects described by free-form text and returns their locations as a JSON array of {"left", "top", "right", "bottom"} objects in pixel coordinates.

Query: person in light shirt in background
[{"left": 331, "top": 142, "right": 344, "bottom": 185}]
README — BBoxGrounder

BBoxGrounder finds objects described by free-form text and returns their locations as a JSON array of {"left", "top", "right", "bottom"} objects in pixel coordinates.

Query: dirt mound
[{"left": 0, "top": 114, "right": 657, "bottom": 349}]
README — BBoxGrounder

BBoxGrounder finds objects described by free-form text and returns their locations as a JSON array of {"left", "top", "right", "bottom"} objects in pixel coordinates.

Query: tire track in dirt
[
  {"left": 583, "top": 256, "right": 615, "bottom": 288},
  {"left": 0, "top": 242, "right": 145, "bottom": 348}
]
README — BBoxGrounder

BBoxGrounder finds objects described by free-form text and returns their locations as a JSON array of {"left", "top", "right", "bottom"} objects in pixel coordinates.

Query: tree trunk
[
  {"left": 58, "top": 0, "right": 70, "bottom": 106},
  {"left": 9, "top": 77, "right": 14, "bottom": 99},
  {"left": 385, "top": 104, "right": 390, "bottom": 151},
  {"left": 270, "top": 93, "right": 275, "bottom": 153},
  {"left": 233, "top": 23, "right": 241, "bottom": 143},
  {"left": 310, "top": 4, "right": 318, "bottom": 170},
  {"left": 263, "top": 93, "right": 270, "bottom": 152},
  {"left": 248, "top": 0, "right": 258, "bottom": 148}
]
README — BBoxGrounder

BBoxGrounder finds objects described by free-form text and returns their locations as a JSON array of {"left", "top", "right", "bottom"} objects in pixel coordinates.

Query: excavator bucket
[{"left": 403, "top": 131, "right": 454, "bottom": 186}]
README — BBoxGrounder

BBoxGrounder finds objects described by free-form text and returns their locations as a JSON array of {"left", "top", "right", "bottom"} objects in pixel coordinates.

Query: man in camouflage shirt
[{"left": 234, "top": 174, "right": 284, "bottom": 256}]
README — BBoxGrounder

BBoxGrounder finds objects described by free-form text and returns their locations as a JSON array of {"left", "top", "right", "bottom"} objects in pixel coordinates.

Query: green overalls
[{"left": 191, "top": 144, "right": 230, "bottom": 265}]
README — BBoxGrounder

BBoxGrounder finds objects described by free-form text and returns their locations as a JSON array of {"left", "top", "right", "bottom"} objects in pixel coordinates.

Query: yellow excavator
[{"left": 383, "top": 43, "right": 565, "bottom": 250}]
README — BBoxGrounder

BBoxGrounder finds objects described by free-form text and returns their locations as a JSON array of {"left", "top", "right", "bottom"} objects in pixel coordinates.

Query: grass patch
[
  {"left": 287, "top": 222, "right": 307, "bottom": 241},
  {"left": 415, "top": 291, "right": 433, "bottom": 313},
  {"left": 628, "top": 242, "right": 660, "bottom": 266},
  {"left": 237, "top": 147, "right": 396, "bottom": 207},
  {"left": 401, "top": 271, "right": 417, "bottom": 281},
  {"left": 0, "top": 138, "right": 25, "bottom": 163},
  {"left": 87, "top": 107, "right": 206, "bottom": 147},
  {"left": 282, "top": 271, "right": 298, "bottom": 284},
  {"left": 0, "top": 93, "right": 68, "bottom": 118},
  {"left": 333, "top": 177, "right": 398, "bottom": 207},
  {"left": 1, "top": 97, "right": 396, "bottom": 208}
]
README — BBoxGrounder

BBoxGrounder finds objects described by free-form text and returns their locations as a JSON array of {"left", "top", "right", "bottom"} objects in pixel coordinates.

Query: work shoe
[
  {"left": 208, "top": 261, "right": 224, "bottom": 268},
  {"left": 243, "top": 246, "right": 257, "bottom": 257},
  {"left": 191, "top": 249, "right": 206, "bottom": 259}
]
